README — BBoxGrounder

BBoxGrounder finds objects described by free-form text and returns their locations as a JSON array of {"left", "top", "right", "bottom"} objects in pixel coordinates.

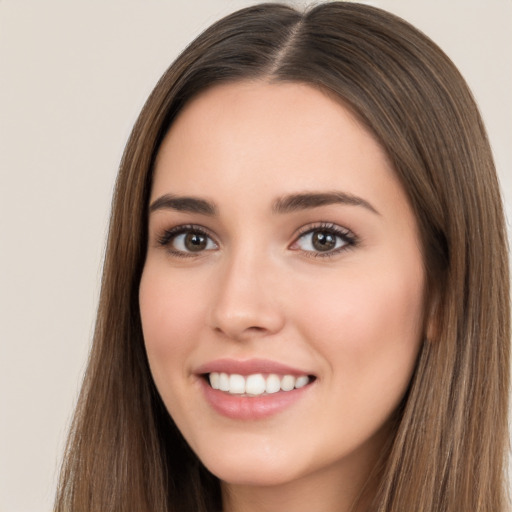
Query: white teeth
[
  {"left": 208, "top": 372, "right": 311, "bottom": 396},
  {"left": 229, "top": 374, "right": 246, "bottom": 394},
  {"left": 209, "top": 372, "right": 220, "bottom": 390},
  {"left": 280, "top": 375, "right": 295, "bottom": 392},
  {"left": 219, "top": 372, "right": 229, "bottom": 391},
  {"left": 246, "top": 374, "right": 266, "bottom": 395},
  {"left": 295, "top": 375, "right": 309, "bottom": 389},
  {"left": 265, "top": 374, "right": 281, "bottom": 394}
]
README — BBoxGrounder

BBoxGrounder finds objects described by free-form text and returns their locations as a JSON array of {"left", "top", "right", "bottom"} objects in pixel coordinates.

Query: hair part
[{"left": 55, "top": 3, "right": 510, "bottom": 511}]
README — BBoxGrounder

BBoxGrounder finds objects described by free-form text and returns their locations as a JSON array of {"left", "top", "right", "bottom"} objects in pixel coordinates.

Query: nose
[{"left": 209, "top": 248, "right": 285, "bottom": 341}]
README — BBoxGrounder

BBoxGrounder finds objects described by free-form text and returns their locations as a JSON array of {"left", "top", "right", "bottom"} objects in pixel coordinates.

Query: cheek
[
  {"left": 297, "top": 257, "right": 425, "bottom": 403},
  {"left": 301, "top": 265, "right": 423, "bottom": 342},
  {"left": 139, "top": 264, "right": 207, "bottom": 379}
]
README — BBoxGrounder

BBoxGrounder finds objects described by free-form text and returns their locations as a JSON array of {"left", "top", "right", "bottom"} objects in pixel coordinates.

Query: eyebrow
[
  {"left": 149, "top": 191, "right": 379, "bottom": 216},
  {"left": 149, "top": 194, "right": 217, "bottom": 215},
  {"left": 272, "top": 192, "right": 380, "bottom": 215}
]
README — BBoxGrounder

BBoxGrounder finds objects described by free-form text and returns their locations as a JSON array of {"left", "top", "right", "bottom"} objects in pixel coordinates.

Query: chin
[
  {"left": 211, "top": 465, "right": 300, "bottom": 488},
  {"left": 198, "top": 447, "right": 304, "bottom": 487}
]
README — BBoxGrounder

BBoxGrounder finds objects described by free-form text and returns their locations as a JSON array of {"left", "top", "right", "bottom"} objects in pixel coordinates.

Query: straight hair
[{"left": 55, "top": 3, "right": 510, "bottom": 511}]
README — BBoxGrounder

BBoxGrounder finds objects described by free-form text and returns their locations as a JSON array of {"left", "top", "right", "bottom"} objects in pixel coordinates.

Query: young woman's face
[{"left": 140, "top": 81, "right": 426, "bottom": 493}]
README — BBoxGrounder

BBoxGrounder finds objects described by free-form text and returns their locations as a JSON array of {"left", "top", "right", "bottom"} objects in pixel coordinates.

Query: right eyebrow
[{"left": 149, "top": 194, "right": 217, "bottom": 216}]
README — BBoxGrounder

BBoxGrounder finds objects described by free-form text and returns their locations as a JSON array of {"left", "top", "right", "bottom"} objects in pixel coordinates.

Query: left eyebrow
[{"left": 272, "top": 191, "right": 380, "bottom": 215}]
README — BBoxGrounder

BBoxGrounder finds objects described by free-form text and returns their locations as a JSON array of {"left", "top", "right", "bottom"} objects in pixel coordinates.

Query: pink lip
[
  {"left": 195, "top": 358, "right": 315, "bottom": 421},
  {"left": 199, "top": 379, "right": 313, "bottom": 420},
  {"left": 195, "top": 358, "right": 312, "bottom": 377}
]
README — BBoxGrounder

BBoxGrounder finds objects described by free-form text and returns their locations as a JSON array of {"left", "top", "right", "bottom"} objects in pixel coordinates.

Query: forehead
[{"left": 151, "top": 80, "right": 403, "bottom": 215}]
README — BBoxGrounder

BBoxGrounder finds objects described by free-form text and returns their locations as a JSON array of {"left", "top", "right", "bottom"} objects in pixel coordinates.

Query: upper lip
[{"left": 195, "top": 358, "right": 313, "bottom": 377}]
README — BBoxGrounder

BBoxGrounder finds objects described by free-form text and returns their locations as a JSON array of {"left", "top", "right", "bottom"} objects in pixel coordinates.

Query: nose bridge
[{"left": 210, "top": 241, "right": 284, "bottom": 339}]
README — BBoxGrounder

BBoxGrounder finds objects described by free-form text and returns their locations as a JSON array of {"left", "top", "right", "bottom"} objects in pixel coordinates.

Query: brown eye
[
  {"left": 184, "top": 232, "right": 208, "bottom": 251},
  {"left": 311, "top": 231, "right": 337, "bottom": 251},
  {"left": 292, "top": 225, "right": 355, "bottom": 256},
  {"left": 161, "top": 227, "right": 218, "bottom": 255}
]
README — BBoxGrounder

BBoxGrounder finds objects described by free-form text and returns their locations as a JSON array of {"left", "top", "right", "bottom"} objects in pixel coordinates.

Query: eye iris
[
  {"left": 312, "top": 231, "right": 336, "bottom": 251},
  {"left": 184, "top": 232, "right": 207, "bottom": 251}
]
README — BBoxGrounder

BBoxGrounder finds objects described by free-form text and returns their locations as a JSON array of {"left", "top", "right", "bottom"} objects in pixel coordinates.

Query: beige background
[{"left": 1, "top": 1, "right": 510, "bottom": 511}]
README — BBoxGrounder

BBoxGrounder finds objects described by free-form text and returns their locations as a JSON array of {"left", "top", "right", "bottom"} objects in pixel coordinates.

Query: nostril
[
  {"left": 209, "top": 289, "right": 286, "bottom": 340},
  {"left": 212, "top": 322, "right": 277, "bottom": 341}
]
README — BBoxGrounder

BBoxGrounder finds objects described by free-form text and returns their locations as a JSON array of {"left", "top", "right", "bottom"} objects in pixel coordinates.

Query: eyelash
[
  {"left": 291, "top": 222, "right": 358, "bottom": 259},
  {"left": 157, "top": 224, "right": 217, "bottom": 259},
  {"left": 156, "top": 222, "right": 358, "bottom": 259}
]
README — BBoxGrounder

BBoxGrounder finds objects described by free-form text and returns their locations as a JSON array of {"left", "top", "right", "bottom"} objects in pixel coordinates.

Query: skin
[{"left": 139, "top": 81, "right": 427, "bottom": 512}]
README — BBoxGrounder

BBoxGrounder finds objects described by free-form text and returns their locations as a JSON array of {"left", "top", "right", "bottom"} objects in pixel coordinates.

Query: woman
[{"left": 55, "top": 2, "right": 510, "bottom": 511}]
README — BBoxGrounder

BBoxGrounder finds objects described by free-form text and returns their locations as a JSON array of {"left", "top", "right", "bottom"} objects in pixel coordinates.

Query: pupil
[
  {"left": 312, "top": 231, "right": 336, "bottom": 251},
  {"left": 185, "top": 232, "right": 207, "bottom": 251}
]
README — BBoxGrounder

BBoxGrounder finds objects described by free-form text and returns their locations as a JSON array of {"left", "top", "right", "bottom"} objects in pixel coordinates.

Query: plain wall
[{"left": 0, "top": 1, "right": 510, "bottom": 511}]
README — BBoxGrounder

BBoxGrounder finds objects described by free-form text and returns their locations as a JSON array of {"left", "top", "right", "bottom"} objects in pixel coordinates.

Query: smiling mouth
[{"left": 205, "top": 372, "right": 315, "bottom": 396}]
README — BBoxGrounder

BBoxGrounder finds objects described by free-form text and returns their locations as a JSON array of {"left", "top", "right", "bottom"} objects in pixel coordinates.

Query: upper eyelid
[
  {"left": 292, "top": 222, "right": 355, "bottom": 239},
  {"left": 168, "top": 224, "right": 216, "bottom": 237}
]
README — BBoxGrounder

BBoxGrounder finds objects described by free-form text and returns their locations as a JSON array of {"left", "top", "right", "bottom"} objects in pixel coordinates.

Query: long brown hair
[{"left": 55, "top": 3, "right": 510, "bottom": 511}]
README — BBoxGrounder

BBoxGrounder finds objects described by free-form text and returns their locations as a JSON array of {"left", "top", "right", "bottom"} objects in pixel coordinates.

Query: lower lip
[{"left": 199, "top": 378, "right": 313, "bottom": 420}]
